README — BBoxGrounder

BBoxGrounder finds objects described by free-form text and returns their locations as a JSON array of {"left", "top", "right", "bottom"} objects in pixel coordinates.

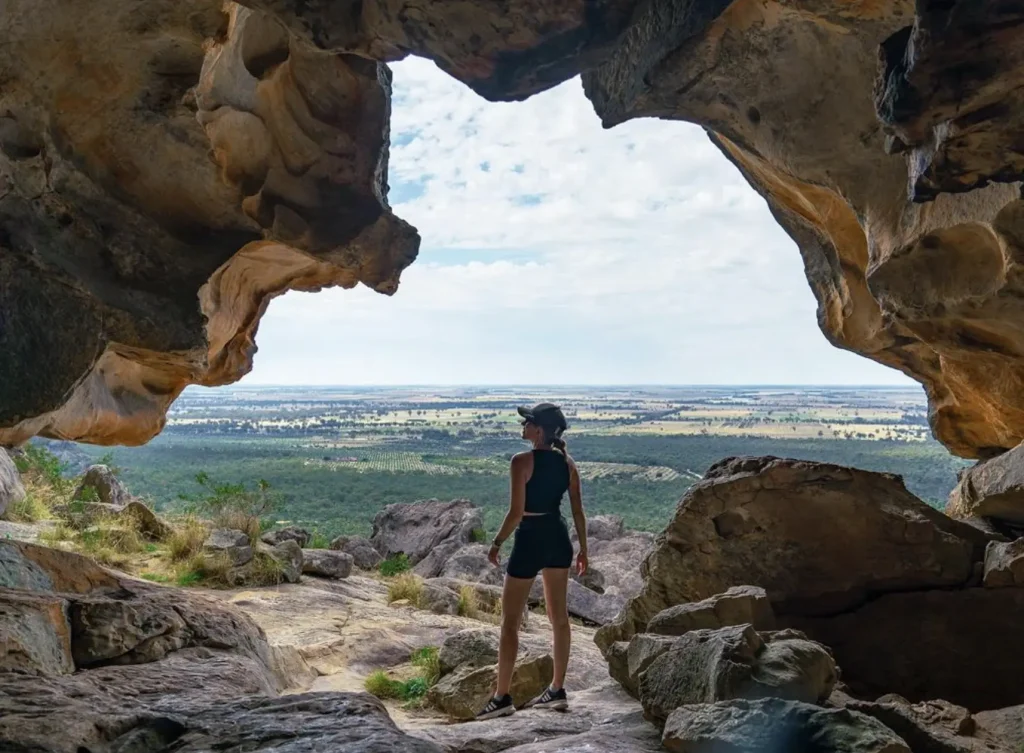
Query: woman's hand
[
  {"left": 576, "top": 550, "right": 588, "bottom": 576},
  {"left": 488, "top": 544, "right": 501, "bottom": 567}
]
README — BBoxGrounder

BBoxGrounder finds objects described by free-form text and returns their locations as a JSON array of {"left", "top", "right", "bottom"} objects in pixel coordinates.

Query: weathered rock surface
[
  {"left": 792, "top": 587, "right": 1024, "bottom": 710},
  {"left": 438, "top": 628, "right": 500, "bottom": 677},
  {"left": 73, "top": 464, "right": 129, "bottom": 506},
  {"left": 262, "top": 526, "right": 311, "bottom": 548},
  {"left": 599, "top": 457, "right": 994, "bottom": 651},
  {"left": 373, "top": 499, "right": 484, "bottom": 566},
  {"left": 301, "top": 548, "right": 353, "bottom": 580},
  {"left": 428, "top": 653, "right": 553, "bottom": 721},
  {"left": 647, "top": 586, "right": 775, "bottom": 637},
  {"left": 0, "top": 589, "right": 74, "bottom": 675},
  {"left": 662, "top": 698, "right": 911, "bottom": 753},
  {"left": 0, "top": 0, "right": 418, "bottom": 447},
  {"left": 572, "top": 565, "right": 606, "bottom": 594},
  {"left": 421, "top": 581, "right": 460, "bottom": 615},
  {"left": 638, "top": 624, "right": 837, "bottom": 725},
  {"left": 983, "top": 539, "right": 1024, "bottom": 588},
  {"left": 608, "top": 633, "right": 676, "bottom": 697},
  {"left": 574, "top": 517, "right": 653, "bottom": 599},
  {"left": 0, "top": 449, "right": 26, "bottom": 519},
  {"left": 204, "top": 528, "right": 254, "bottom": 567},
  {"left": 948, "top": 443, "right": 1024, "bottom": 528},
  {"left": 260, "top": 539, "right": 303, "bottom": 583},
  {"left": 566, "top": 578, "right": 625, "bottom": 626},
  {"left": 3, "top": 0, "right": 1024, "bottom": 456},
  {"left": 436, "top": 544, "right": 504, "bottom": 586},
  {"left": 329, "top": 534, "right": 382, "bottom": 570},
  {"left": 831, "top": 691, "right": 1014, "bottom": 753}
]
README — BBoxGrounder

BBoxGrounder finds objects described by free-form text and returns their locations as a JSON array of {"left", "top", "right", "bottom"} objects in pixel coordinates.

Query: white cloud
[{"left": 247, "top": 58, "right": 915, "bottom": 387}]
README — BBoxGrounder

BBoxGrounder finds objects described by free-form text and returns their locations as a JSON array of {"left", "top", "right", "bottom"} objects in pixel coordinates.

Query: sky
[{"left": 248, "top": 58, "right": 915, "bottom": 387}]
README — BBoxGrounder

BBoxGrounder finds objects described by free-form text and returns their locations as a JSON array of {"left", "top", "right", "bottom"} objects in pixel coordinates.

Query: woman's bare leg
[
  {"left": 496, "top": 574, "right": 534, "bottom": 697},
  {"left": 541, "top": 567, "right": 571, "bottom": 690}
]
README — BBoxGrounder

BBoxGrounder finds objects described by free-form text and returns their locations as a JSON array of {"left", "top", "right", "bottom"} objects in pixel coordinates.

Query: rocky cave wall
[{"left": 2, "top": 0, "right": 1024, "bottom": 459}]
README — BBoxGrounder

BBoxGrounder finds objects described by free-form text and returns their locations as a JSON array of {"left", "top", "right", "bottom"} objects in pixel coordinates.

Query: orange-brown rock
[{"left": 4, "top": 1, "right": 1024, "bottom": 455}]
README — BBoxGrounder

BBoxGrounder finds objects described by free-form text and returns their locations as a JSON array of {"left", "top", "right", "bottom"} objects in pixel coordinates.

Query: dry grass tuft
[{"left": 387, "top": 572, "right": 424, "bottom": 607}]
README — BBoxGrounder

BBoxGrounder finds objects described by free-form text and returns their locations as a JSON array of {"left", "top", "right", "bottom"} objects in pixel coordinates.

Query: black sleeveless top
[{"left": 524, "top": 450, "right": 570, "bottom": 514}]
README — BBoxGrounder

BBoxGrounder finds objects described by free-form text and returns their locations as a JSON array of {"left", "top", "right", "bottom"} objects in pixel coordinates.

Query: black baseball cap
[{"left": 517, "top": 403, "right": 568, "bottom": 431}]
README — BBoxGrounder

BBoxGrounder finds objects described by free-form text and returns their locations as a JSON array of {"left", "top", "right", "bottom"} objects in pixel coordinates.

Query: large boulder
[
  {"left": 571, "top": 515, "right": 626, "bottom": 542},
  {"left": 0, "top": 590, "right": 74, "bottom": 675},
  {"left": 301, "top": 549, "right": 353, "bottom": 579},
  {"left": 373, "top": 499, "right": 484, "bottom": 566},
  {"left": 662, "top": 699, "right": 911, "bottom": 753},
  {"left": 435, "top": 544, "right": 504, "bottom": 586},
  {"left": 983, "top": 539, "right": 1024, "bottom": 587},
  {"left": 566, "top": 578, "right": 626, "bottom": 626},
  {"left": 428, "top": 653, "right": 553, "bottom": 720},
  {"left": 571, "top": 565, "right": 606, "bottom": 594},
  {"left": 73, "top": 465, "right": 130, "bottom": 507},
  {"left": 947, "top": 442, "right": 1024, "bottom": 528},
  {"left": 421, "top": 581, "right": 460, "bottom": 615},
  {"left": 260, "top": 540, "right": 303, "bottom": 584},
  {"left": 607, "top": 634, "right": 676, "bottom": 697},
  {"left": 831, "top": 692, "right": 1014, "bottom": 753},
  {"left": 638, "top": 624, "right": 838, "bottom": 725},
  {"left": 438, "top": 629, "right": 500, "bottom": 676},
  {"left": 329, "top": 535, "right": 382, "bottom": 570},
  {"left": 203, "top": 529, "right": 253, "bottom": 567},
  {"left": 121, "top": 499, "right": 172, "bottom": 540},
  {"left": 792, "top": 587, "right": 1024, "bottom": 710},
  {"left": 261, "top": 526, "right": 311, "bottom": 548},
  {"left": 598, "top": 457, "right": 995, "bottom": 651},
  {"left": 0, "top": 449, "right": 26, "bottom": 519},
  {"left": 647, "top": 586, "right": 775, "bottom": 637}
]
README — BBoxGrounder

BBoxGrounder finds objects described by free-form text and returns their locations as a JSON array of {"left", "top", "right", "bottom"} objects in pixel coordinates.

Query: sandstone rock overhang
[{"left": 2, "top": 0, "right": 1023, "bottom": 457}]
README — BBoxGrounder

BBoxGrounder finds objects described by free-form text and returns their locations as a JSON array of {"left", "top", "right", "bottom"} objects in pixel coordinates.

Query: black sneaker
[
  {"left": 523, "top": 686, "right": 568, "bottom": 711},
  {"left": 475, "top": 694, "right": 516, "bottom": 720}
]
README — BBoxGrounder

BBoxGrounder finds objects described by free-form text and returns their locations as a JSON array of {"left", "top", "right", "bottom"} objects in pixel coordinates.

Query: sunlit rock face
[
  {"left": 0, "top": 0, "right": 417, "bottom": 446},
  {"left": 3, "top": 0, "right": 1024, "bottom": 455}
]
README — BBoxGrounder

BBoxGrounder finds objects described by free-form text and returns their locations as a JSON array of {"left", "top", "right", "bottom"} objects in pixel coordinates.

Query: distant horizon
[{"left": 189, "top": 382, "right": 925, "bottom": 390}]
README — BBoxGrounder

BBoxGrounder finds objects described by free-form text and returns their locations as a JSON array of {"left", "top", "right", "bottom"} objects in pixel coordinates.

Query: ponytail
[{"left": 545, "top": 427, "right": 569, "bottom": 461}]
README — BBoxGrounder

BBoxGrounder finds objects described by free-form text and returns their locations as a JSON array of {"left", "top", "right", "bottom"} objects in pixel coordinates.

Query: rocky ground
[{"left": 4, "top": 453, "right": 1024, "bottom": 751}]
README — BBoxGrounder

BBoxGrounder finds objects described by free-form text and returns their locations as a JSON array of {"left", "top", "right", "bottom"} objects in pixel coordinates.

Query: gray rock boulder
[
  {"left": 203, "top": 529, "right": 253, "bottom": 567},
  {"left": 947, "top": 441, "right": 1024, "bottom": 527},
  {"left": 421, "top": 581, "right": 460, "bottom": 615},
  {"left": 121, "top": 499, "right": 172, "bottom": 540},
  {"left": 428, "top": 653, "right": 553, "bottom": 720},
  {"left": 74, "top": 465, "right": 131, "bottom": 507},
  {"left": 0, "top": 449, "right": 26, "bottom": 519},
  {"left": 639, "top": 624, "right": 838, "bottom": 725},
  {"left": 571, "top": 514, "right": 625, "bottom": 542},
  {"left": 437, "top": 544, "right": 504, "bottom": 585},
  {"left": 439, "top": 628, "right": 500, "bottom": 676},
  {"left": 598, "top": 457, "right": 995, "bottom": 652},
  {"left": 983, "top": 538, "right": 1024, "bottom": 587},
  {"left": 301, "top": 549, "right": 353, "bottom": 579},
  {"left": 607, "top": 634, "right": 677, "bottom": 697},
  {"left": 372, "top": 499, "right": 484, "bottom": 566},
  {"left": 571, "top": 565, "right": 606, "bottom": 593},
  {"left": 261, "top": 526, "right": 310, "bottom": 548},
  {"left": 328, "top": 535, "right": 382, "bottom": 570},
  {"left": 662, "top": 698, "right": 911, "bottom": 753},
  {"left": 260, "top": 540, "right": 303, "bottom": 583},
  {"left": 566, "top": 578, "right": 625, "bottom": 626},
  {"left": 647, "top": 585, "right": 776, "bottom": 637}
]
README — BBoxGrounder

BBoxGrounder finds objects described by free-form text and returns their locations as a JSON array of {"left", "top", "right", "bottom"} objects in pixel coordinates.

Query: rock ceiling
[{"left": 1, "top": 0, "right": 1023, "bottom": 457}]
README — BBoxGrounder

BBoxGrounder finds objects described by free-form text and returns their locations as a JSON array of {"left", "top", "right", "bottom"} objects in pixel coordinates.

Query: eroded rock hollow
[{"left": 3, "top": 0, "right": 1024, "bottom": 458}]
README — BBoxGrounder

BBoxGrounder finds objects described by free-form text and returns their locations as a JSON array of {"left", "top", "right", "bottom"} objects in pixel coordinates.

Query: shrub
[
  {"left": 179, "top": 473, "right": 281, "bottom": 546},
  {"left": 4, "top": 491, "right": 52, "bottom": 523},
  {"left": 141, "top": 572, "right": 170, "bottom": 583},
  {"left": 247, "top": 551, "right": 285, "bottom": 587},
  {"left": 174, "top": 552, "right": 233, "bottom": 588},
  {"left": 37, "top": 522, "right": 74, "bottom": 546},
  {"left": 387, "top": 572, "right": 424, "bottom": 606},
  {"left": 364, "top": 670, "right": 405, "bottom": 700},
  {"left": 410, "top": 646, "right": 440, "bottom": 686},
  {"left": 469, "top": 527, "right": 488, "bottom": 544},
  {"left": 457, "top": 585, "right": 480, "bottom": 619},
  {"left": 379, "top": 553, "right": 410, "bottom": 577},
  {"left": 13, "top": 444, "right": 67, "bottom": 489},
  {"left": 307, "top": 530, "right": 330, "bottom": 549},
  {"left": 175, "top": 569, "right": 203, "bottom": 587},
  {"left": 167, "top": 517, "right": 208, "bottom": 562}
]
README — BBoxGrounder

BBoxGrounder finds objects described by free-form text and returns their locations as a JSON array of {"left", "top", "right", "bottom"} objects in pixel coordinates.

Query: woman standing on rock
[{"left": 476, "top": 402, "right": 588, "bottom": 720}]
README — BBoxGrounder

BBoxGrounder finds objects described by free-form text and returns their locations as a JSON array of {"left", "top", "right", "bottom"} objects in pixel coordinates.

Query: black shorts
[{"left": 506, "top": 514, "right": 573, "bottom": 579}]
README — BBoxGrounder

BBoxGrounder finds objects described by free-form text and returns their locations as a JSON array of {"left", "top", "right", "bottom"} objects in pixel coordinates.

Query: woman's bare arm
[
  {"left": 489, "top": 453, "right": 529, "bottom": 564},
  {"left": 567, "top": 457, "right": 587, "bottom": 573}
]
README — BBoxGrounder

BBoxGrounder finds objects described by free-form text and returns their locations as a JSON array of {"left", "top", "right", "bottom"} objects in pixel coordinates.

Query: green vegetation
[
  {"left": 386, "top": 572, "right": 424, "bottom": 605},
  {"left": 469, "top": 526, "right": 488, "bottom": 544},
  {"left": 307, "top": 530, "right": 331, "bottom": 549},
  {"left": 457, "top": 585, "right": 480, "bottom": 619},
  {"left": 364, "top": 646, "right": 440, "bottom": 704},
  {"left": 380, "top": 553, "right": 411, "bottom": 577},
  {"left": 141, "top": 572, "right": 171, "bottom": 583},
  {"left": 178, "top": 472, "right": 282, "bottom": 545}
]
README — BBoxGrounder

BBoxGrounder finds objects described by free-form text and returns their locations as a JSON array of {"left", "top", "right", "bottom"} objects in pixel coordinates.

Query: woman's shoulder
[{"left": 511, "top": 450, "right": 535, "bottom": 466}]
